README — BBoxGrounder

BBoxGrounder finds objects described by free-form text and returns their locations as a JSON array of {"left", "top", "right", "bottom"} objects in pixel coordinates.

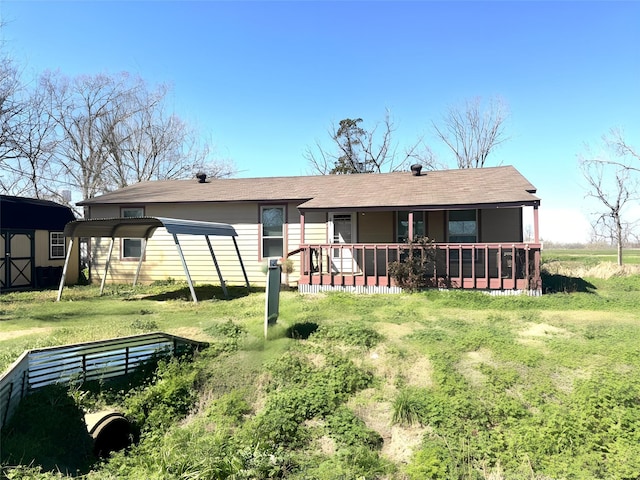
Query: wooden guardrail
[{"left": 0, "top": 332, "right": 208, "bottom": 431}]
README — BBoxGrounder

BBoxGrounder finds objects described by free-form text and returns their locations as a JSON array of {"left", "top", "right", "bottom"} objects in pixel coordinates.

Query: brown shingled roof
[{"left": 78, "top": 166, "right": 539, "bottom": 210}]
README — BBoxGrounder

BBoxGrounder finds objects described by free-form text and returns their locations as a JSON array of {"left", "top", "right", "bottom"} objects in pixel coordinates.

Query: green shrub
[
  {"left": 392, "top": 387, "right": 429, "bottom": 426},
  {"left": 125, "top": 358, "right": 199, "bottom": 431},
  {"left": 388, "top": 236, "right": 437, "bottom": 292},
  {"left": 312, "top": 322, "right": 382, "bottom": 348},
  {"left": 326, "top": 406, "right": 383, "bottom": 449}
]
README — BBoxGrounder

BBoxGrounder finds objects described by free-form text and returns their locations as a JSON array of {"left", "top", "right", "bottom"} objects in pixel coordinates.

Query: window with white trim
[
  {"left": 50, "top": 232, "right": 66, "bottom": 259},
  {"left": 121, "top": 207, "right": 144, "bottom": 259},
  {"left": 261, "top": 206, "right": 284, "bottom": 258}
]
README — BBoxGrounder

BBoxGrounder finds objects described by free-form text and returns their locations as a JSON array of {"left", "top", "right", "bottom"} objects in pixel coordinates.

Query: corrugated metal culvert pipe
[{"left": 84, "top": 410, "right": 133, "bottom": 458}]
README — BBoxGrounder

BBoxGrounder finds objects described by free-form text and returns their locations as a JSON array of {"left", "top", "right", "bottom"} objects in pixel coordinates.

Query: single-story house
[
  {"left": 77, "top": 165, "right": 542, "bottom": 294},
  {"left": 0, "top": 195, "right": 80, "bottom": 291}
]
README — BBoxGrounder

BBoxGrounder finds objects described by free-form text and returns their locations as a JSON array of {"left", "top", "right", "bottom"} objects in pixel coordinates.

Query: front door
[
  {"left": 329, "top": 213, "right": 358, "bottom": 273},
  {"left": 0, "top": 230, "right": 35, "bottom": 291}
]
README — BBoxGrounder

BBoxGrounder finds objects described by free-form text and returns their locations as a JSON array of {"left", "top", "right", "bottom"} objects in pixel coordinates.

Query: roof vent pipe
[
  {"left": 196, "top": 172, "right": 207, "bottom": 183},
  {"left": 410, "top": 164, "right": 423, "bottom": 176}
]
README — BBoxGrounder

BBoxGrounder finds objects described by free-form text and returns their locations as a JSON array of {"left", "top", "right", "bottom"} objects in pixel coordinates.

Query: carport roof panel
[{"left": 63, "top": 217, "right": 238, "bottom": 238}]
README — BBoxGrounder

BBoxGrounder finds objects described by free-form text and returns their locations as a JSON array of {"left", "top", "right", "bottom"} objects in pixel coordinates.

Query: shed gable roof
[
  {"left": 0, "top": 195, "right": 76, "bottom": 230},
  {"left": 78, "top": 166, "right": 539, "bottom": 210}
]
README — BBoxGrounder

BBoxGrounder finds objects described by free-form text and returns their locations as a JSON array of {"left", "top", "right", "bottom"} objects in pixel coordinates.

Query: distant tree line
[{"left": 0, "top": 53, "right": 234, "bottom": 210}]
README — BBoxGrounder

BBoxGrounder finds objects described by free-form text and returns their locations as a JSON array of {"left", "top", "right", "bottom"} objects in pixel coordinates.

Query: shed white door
[{"left": 329, "top": 213, "right": 358, "bottom": 273}]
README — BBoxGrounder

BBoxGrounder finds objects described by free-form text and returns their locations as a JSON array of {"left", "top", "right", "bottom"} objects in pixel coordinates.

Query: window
[
  {"left": 396, "top": 211, "right": 425, "bottom": 243},
  {"left": 448, "top": 210, "right": 477, "bottom": 243},
  {"left": 261, "top": 206, "right": 285, "bottom": 258},
  {"left": 50, "top": 232, "right": 66, "bottom": 259},
  {"left": 121, "top": 207, "right": 144, "bottom": 259}
]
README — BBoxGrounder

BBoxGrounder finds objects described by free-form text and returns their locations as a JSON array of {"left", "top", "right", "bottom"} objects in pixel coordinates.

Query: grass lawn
[
  {"left": 1, "top": 270, "right": 640, "bottom": 479},
  {"left": 543, "top": 247, "right": 640, "bottom": 264}
]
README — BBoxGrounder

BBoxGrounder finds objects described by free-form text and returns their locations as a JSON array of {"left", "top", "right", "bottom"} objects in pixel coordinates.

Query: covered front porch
[
  {"left": 291, "top": 242, "right": 542, "bottom": 294},
  {"left": 290, "top": 200, "right": 542, "bottom": 294}
]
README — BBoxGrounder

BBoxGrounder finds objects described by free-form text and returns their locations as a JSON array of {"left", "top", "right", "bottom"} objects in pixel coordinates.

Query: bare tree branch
[
  {"left": 433, "top": 96, "right": 510, "bottom": 168},
  {"left": 305, "top": 111, "right": 439, "bottom": 174},
  {"left": 579, "top": 136, "right": 639, "bottom": 265}
]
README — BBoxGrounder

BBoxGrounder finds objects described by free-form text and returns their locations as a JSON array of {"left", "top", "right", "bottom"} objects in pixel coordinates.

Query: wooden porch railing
[{"left": 291, "top": 243, "right": 542, "bottom": 292}]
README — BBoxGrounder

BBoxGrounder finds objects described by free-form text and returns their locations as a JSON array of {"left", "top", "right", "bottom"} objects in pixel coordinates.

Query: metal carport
[{"left": 56, "top": 217, "right": 249, "bottom": 303}]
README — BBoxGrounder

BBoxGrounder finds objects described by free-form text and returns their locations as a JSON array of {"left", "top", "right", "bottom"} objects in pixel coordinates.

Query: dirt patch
[
  {"left": 519, "top": 322, "right": 571, "bottom": 338},
  {"left": 0, "top": 327, "right": 53, "bottom": 342},
  {"left": 349, "top": 396, "right": 428, "bottom": 465},
  {"left": 403, "top": 355, "right": 434, "bottom": 389},
  {"left": 457, "top": 349, "right": 494, "bottom": 387},
  {"left": 376, "top": 322, "right": 421, "bottom": 341}
]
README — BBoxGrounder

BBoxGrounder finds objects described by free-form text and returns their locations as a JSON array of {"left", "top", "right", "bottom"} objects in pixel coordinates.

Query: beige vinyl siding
[
  {"left": 480, "top": 208, "right": 522, "bottom": 243},
  {"left": 302, "top": 211, "right": 327, "bottom": 244},
  {"left": 427, "top": 211, "right": 446, "bottom": 242},
  {"left": 31, "top": 231, "right": 79, "bottom": 285},
  {"left": 358, "top": 211, "right": 394, "bottom": 243},
  {"left": 87, "top": 202, "right": 309, "bottom": 287}
]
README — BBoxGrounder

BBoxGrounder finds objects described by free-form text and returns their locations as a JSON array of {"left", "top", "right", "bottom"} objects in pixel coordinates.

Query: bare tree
[
  {"left": 305, "top": 112, "right": 438, "bottom": 174},
  {"left": 37, "top": 71, "right": 235, "bottom": 200},
  {"left": 602, "top": 128, "right": 640, "bottom": 172},
  {"left": 0, "top": 53, "right": 25, "bottom": 180},
  {"left": 2, "top": 82, "right": 61, "bottom": 200},
  {"left": 580, "top": 145, "right": 639, "bottom": 266},
  {"left": 433, "top": 96, "right": 510, "bottom": 168}
]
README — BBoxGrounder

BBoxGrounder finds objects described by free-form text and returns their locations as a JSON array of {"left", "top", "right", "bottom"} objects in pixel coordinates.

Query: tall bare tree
[
  {"left": 306, "top": 112, "right": 438, "bottom": 174},
  {"left": 2, "top": 82, "right": 61, "bottom": 199},
  {"left": 6, "top": 71, "right": 236, "bottom": 204},
  {"left": 0, "top": 53, "right": 25, "bottom": 183},
  {"left": 433, "top": 96, "right": 510, "bottom": 169},
  {"left": 579, "top": 135, "right": 639, "bottom": 265}
]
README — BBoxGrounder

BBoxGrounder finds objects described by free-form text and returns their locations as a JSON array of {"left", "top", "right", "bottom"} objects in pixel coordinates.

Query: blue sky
[{"left": 1, "top": 1, "right": 639, "bottom": 243}]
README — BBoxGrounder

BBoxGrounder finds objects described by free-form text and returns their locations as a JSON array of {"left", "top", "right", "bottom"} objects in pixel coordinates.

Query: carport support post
[
  {"left": 205, "top": 235, "right": 228, "bottom": 299},
  {"left": 100, "top": 238, "right": 115, "bottom": 296},
  {"left": 232, "top": 237, "right": 250, "bottom": 288},
  {"left": 133, "top": 238, "right": 147, "bottom": 287},
  {"left": 56, "top": 238, "right": 74, "bottom": 301},
  {"left": 172, "top": 233, "right": 198, "bottom": 303}
]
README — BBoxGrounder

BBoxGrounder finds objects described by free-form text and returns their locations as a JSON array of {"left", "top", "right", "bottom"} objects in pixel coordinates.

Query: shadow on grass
[
  {"left": 136, "top": 285, "right": 257, "bottom": 302},
  {"left": 1, "top": 384, "right": 95, "bottom": 476},
  {"left": 0, "top": 361, "right": 163, "bottom": 476},
  {"left": 542, "top": 271, "right": 597, "bottom": 293},
  {"left": 286, "top": 322, "right": 319, "bottom": 340}
]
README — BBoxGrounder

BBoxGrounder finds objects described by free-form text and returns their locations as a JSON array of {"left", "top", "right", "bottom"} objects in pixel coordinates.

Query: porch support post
[
  {"left": 533, "top": 204, "right": 540, "bottom": 243},
  {"left": 205, "top": 235, "right": 228, "bottom": 299},
  {"left": 100, "top": 238, "right": 115, "bottom": 296},
  {"left": 56, "top": 238, "right": 74, "bottom": 301},
  {"left": 232, "top": 236, "right": 250, "bottom": 288},
  {"left": 132, "top": 238, "right": 147, "bottom": 287},
  {"left": 408, "top": 211, "right": 414, "bottom": 241},
  {"left": 172, "top": 233, "right": 198, "bottom": 303},
  {"left": 300, "top": 211, "right": 305, "bottom": 244}
]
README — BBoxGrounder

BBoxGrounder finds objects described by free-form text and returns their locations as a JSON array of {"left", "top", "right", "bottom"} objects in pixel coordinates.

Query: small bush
[
  {"left": 392, "top": 387, "right": 429, "bottom": 426},
  {"left": 326, "top": 406, "right": 383, "bottom": 449},
  {"left": 388, "top": 236, "right": 437, "bottom": 292}
]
